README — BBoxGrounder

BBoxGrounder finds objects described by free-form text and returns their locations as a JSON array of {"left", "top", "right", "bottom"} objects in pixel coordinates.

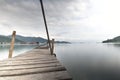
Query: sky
[{"left": 0, "top": 0, "right": 120, "bottom": 42}]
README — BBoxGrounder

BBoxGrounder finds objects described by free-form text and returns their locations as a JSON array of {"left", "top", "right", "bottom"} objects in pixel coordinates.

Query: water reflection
[
  {"left": 55, "top": 43, "right": 120, "bottom": 80},
  {"left": 0, "top": 45, "right": 37, "bottom": 60},
  {"left": 113, "top": 44, "right": 120, "bottom": 47}
]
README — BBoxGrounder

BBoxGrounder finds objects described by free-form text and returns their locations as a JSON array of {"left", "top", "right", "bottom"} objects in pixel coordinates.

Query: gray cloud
[{"left": 0, "top": 0, "right": 91, "bottom": 41}]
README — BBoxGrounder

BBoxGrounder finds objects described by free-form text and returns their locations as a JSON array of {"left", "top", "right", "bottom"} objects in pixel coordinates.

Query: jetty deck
[{"left": 0, "top": 47, "right": 72, "bottom": 80}]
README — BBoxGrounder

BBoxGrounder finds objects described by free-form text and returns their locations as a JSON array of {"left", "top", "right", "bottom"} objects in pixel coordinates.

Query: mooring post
[
  {"left": 51, "top": 39, "right": 55, "bottom": 55},
  {"left": 8, "top": 31, "right": 16, "bottom": 58}
]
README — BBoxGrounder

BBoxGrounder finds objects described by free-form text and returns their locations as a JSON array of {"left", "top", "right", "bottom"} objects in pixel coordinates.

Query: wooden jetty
[
  {"left": 0, "top": 46, "right": 72, "bottom": 80},
  {"left": 0, "top": 0, "right": 73, "bottom": 79}
]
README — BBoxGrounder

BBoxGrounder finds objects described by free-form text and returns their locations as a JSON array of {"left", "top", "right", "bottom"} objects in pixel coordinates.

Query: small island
[
  {"left": 55, "top": 41, "right": 71, "bottom": 44},
  {"left": 102, "top": 36, "right": 120, "bottom": 43}
]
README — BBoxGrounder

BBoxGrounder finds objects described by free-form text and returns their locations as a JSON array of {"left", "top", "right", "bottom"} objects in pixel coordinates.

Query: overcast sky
[{"left": 0, "top": 0, "right": 120, "bottom": 42}]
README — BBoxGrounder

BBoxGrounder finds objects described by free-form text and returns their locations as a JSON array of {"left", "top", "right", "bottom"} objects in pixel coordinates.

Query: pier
[
  {"left": 0, "top": 0, "right": 72, "bottom": 79},
  {"left": 0, "top": 46, "right": 72, "bottom": 80},
  {"left": 0, "top": 31, "right": 72, "bottom": 80}
]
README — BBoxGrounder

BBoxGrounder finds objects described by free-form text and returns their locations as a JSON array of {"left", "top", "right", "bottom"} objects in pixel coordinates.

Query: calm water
[
  {"left": 1, "top": 43, "right": 120, "bottom": 80},
  {"left": 55, "top": 43, "right": 120, "bottom": 80},
  {"left": 0, "top": 45, "right": 37, "bottom": 60}
]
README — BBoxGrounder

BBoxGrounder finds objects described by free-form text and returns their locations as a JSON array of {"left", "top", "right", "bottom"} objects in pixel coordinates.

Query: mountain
[
  {"left": 0, "top": 35, "right": 47, "bottom": 43},
  {"left": 8, "top": 35, "right": 47, "bottom": 43},
  {"left": 0, "top": 34, "right": 70, "bottom": 44},
  {"left": 15, "top": 35, "right": 71, "bottom": 43},
  {"left": 0, "top": 35, "right": 23, "bottom": 43},
  {"left": 103, "top": 36, "right": 120, "bottom": 43},
  {"left": 15, "top": 35, "right": 47, "bottom": 43}
]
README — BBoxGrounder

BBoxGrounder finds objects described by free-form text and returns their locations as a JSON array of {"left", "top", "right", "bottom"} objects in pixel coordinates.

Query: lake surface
[
  {"left": 1, "top": 43, "right": 120, "bottom": 80},
  {"left": 55, "top": 43, "right": 120, "bottom": 80},
  {"left": 0, "top": 45, "right": 37, "bottom": 60}
]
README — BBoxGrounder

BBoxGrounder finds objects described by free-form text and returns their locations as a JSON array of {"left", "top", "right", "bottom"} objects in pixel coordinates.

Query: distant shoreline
[
  {"left": 0, "top": 44, "right": 38, "bottom": 46},
  {"left": 102, "top": 36, "right": 120, "bottom": 43},
  {"left": 55, "top": 41, "right": 71, "bottom": 44}
]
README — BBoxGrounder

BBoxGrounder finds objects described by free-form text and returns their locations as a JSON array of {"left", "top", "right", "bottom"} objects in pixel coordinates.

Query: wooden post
[
  {"left": 8, "top": 31, "right": 16, "bottom": 58},
  {"left": 39, "top": 0, "right": 53, "bottom": 55},
  {"left": 51, "top": 39, "right": 55, "bottom": 55}
]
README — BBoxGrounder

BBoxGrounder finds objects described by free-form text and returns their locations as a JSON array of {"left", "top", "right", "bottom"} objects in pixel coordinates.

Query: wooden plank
[
  {"left": 0, "top": 63, "right": 61, "bottom": 70},
  {"left": 0, "top": 71, "right": 72, "bottom": 80},
  {"left": 1, "top": 58, "right": 57, "bottom": 62},
  {"left": 0, "top": 60, "right": 59, "bottom": 67},
  {"left": 0, "top": 66, "right": 66, "bottom": 76}
]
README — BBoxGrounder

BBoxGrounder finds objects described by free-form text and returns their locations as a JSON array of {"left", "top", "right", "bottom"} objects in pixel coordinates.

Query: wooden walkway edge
[{"left": 0, "top": 46, "right": 72, "bottom": 80}]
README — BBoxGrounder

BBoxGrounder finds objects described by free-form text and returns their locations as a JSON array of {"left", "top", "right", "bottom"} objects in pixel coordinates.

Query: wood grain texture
[{"left": 0, "top": 46, "right": 72, "bottom": 80}]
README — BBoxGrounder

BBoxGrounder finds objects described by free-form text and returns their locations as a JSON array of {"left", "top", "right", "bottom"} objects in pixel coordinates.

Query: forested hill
[
  {"left": 0, "top": 35, "right": 47, "bottom": 43},
  {"left": 103, "top": 36, "right": 120, "bottom": 43}
]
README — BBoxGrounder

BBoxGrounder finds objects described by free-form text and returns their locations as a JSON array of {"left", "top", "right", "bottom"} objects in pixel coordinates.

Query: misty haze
[{"left": 0, "top": 0, "right": 120, "bottom": 80}]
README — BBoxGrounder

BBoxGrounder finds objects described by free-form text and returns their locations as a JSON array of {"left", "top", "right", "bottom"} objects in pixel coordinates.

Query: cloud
[
  {"left": 0, "top": 0, "right": 45, "bottom": 36},
  {"left": 0, "top": 0, "right": 95, "bottom": 41}
]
